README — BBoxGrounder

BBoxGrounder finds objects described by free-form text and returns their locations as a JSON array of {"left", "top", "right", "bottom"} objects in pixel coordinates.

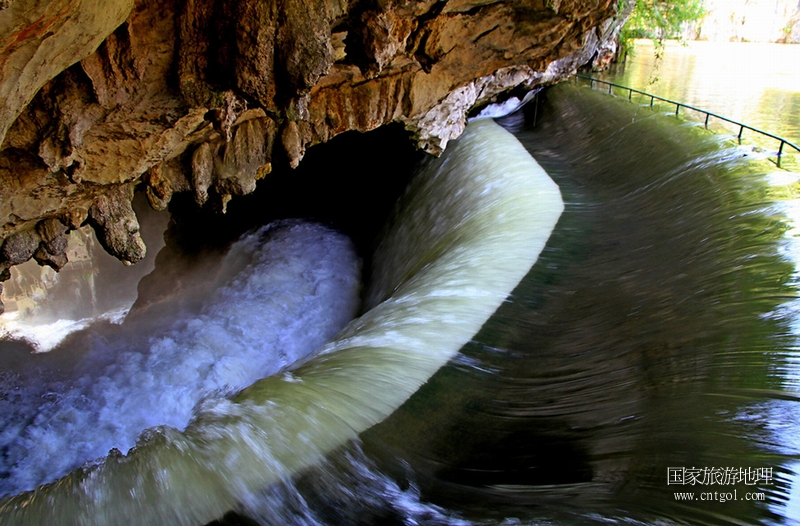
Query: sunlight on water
[
  {"left": 600, "top": 48, "right": 800, "bottom": 524},
  {"left": 601, "top": 40, "right": 800, "bottom": 167},
  {"left": 0, "top": 307, "right": 128, "bottom": 353}
]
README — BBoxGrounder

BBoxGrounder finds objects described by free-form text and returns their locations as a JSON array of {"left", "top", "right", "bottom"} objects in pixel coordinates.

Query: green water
[
  {"left": 209, "top": 82, "right": 800, "bottom": 526},
  {"left": 0, "top": 120, "right": 564, "bottom": 525},
  {"left": 598, "top": 40, "right": 800, "bottom": 167},
  {"left": 354, "top": 83, "right": 800, "bottom": 525},
  {"left": 4, "top": 45, "right": 800, "bottom": 524}
]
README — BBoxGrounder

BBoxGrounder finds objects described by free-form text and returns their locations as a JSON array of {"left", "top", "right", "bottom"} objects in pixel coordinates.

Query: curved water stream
[
  {"left": 0, "top": 119, "right": 563, "bottom": 524},
  {"left": 2, "top": 70, "right": 800, "bottom": 525},
  {"left": 359, "top": 83, "right": 800, "bottom": 525}
]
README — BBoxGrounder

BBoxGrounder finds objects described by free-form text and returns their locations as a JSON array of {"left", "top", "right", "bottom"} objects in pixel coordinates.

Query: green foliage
[
  {"left": 626, "top": 0, "right": 705, "bottom": 40},
  {"left": 619, "top": 0, "right": 706, "bottom": 60}
]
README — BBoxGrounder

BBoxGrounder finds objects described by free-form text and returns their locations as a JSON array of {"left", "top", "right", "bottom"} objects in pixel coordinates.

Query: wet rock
[
  {"left": 1, "top": 229, "right": 40, "bottom": 265},
  {"left": 0, "top": 0, "right": 622, "bottom": 272},
  {"left": 87, "top": 184, "right": 146, "bottom": 265},
  {"left": 36, "top": 218, "right": 69, "bottom": 255}
]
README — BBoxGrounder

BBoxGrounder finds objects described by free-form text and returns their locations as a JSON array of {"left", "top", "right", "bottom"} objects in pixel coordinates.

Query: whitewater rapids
[{"left": 0, "top": 119, "right": 564, "bottom": 525}]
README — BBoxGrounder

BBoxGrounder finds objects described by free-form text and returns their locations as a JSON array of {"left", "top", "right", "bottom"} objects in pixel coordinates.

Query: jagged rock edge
[{"left": 0, "top": 0, "right": 623, "bottom": 312}]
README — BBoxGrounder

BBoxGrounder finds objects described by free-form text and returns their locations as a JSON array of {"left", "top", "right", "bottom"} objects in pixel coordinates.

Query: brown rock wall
[
  {"left": 0, "top": 0, "right": 620, "bottom": 309},
  {"left": 0, "top": 0, "right": 134, "bottom": 145}
]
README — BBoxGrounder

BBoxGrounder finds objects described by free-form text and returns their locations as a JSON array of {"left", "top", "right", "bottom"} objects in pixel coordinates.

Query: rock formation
[{"left": 0, "top": 0, "right": 622, "bottom": 312}]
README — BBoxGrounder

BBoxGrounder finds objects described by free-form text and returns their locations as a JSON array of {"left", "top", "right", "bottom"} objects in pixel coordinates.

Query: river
[
  {"left": 1, "top": 41, "right": 800, "bottom": 525},
  {"left": 598, "top": 40, "right": 800, "bottom": 164}
]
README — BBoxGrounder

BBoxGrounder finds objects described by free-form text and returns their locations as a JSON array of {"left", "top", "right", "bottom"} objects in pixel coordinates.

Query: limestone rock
[
  {"left": 33, "top": 246, "right": 69, "bottom": 271},
  {"left": 36, "top": 217, "right": 68, "bottom": 255},
  {"left": 29, "top": 217, "right": 70, "bottom": 270},
  {"left": 87, "top": 183, "right": 146, "bottom": 265},
  {"left": 0, "top": 0, "right": 134, "bottom": 146},
  {"left": 0, "top": 229, "right": 40, "bottom": 265},
  {"left": 0, "top": 0, "right": 622, "bottom": 291}
]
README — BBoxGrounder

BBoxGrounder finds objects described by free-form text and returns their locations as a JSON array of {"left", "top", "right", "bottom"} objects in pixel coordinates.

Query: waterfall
[{"left": 0, "top": 118, "right": 564, "bottom": 525}]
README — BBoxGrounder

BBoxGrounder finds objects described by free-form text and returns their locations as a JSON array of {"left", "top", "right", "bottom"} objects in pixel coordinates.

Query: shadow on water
[
  {"left": 350, "top": 84, "right": 799, "bottom": 525},
  {"left": 4, "top": 80, "right": 800, "bottom": 525},
  {"left": 214, "top": 83, "right": 800, "bottom": 525}
]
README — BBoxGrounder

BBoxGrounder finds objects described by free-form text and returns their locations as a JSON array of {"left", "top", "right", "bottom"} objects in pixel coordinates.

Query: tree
[{"left": 618, "top": 0, "right": 706, "bottom": 62}]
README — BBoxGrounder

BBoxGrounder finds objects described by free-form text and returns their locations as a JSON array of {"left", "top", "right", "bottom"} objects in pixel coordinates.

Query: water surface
[
  {"left": 204, "top": 83, "right": 800, "bottom": 525},
  {"left": 599, "top": 40, "right": 800, "bottom": 163},
  {"left": 3, "top": 59, "right": 800, "bottom": 525}
]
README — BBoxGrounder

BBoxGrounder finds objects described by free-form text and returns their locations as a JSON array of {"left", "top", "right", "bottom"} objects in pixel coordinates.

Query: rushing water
[
  {"left": 0, "top": 221, "right": 363, "bottom": 498},
  {"left": 2, "top": 49, "right": 800, "bottom": 524},
  {"left": 0, "top": 119, "right": 563, "bottom": 524}
]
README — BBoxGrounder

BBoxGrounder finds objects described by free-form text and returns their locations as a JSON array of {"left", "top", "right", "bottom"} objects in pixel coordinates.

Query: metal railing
[{"left": 574, "top": 74, "right": 800, "bottom": 168}]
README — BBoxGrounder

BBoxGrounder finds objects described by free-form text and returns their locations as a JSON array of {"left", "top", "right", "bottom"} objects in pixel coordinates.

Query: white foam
[
  {"left": 766, "top": 171, "right": 800, "bottom": 187},
  {"left": 470, "top": 91, "right": 538, "bottom": 121},
  {"left": 472, "top": 97, "right": 523, "bottom": 120},
  {"left": 1, "top": 308, "right": 128, "bottom": 353},
  {"left": 0, "top": 120, "right": 563, "bottom": 525},
  {"left": 0, "top": 221, "right": 361, "bottom": 497}
]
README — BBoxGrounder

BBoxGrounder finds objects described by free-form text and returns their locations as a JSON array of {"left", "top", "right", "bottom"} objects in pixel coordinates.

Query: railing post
[{"left": 575, "top": 76, "right": 800, "bottom": 168}]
